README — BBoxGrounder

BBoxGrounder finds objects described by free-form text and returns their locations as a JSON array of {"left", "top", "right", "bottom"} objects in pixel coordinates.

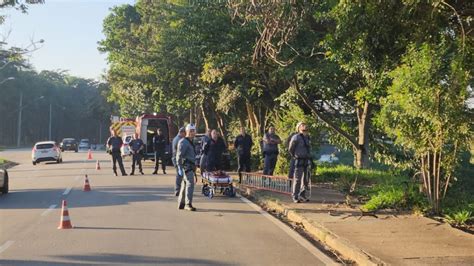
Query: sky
[{"left": 1, "top": 0, "right": 135, "bottom": 80}]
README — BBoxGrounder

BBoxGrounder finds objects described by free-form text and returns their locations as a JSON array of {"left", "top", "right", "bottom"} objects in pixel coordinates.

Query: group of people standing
[
  {"left": 106, "top": 121, "right": 314, "bottom": 211},
  {"left": 105, "top": 128, "right": 170, "bottom": 177}
]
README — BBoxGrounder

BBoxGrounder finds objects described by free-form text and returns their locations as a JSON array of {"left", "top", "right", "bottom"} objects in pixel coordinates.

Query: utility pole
[
  {"left": 16, "top": 92, "right": 23, "bottom": 147},
  {"left": 49, "top": 103, "right": 52, "bottom": 140}
]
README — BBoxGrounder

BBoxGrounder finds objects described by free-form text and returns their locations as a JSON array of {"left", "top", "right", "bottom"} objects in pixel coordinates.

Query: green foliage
[{"left": 444, "top": 210, "right": 473, "bottom": 227}]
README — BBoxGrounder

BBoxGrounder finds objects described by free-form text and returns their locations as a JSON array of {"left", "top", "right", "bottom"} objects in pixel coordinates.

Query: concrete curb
[{"left": 239, "top": 186, "right": 386, "bottom": 266}]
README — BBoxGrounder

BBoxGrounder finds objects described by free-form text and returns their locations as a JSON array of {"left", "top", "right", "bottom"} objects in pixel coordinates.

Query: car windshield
[
  {"left": 80, "top": 140, "right": 89, "bottom": 144},
  {"left": 63, "top": 139, "right": 75, "bottom": 144},
  {"left": 36, "top": 144, "right": 54, "bottom": 149}
]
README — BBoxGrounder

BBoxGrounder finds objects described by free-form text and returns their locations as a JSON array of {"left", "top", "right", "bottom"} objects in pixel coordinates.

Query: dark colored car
[
  {"left": 60, "top": 138, "right": 78, "bottom": 152},
  {"left": 0, "top": 168, "right": 8, "bottom": 194}
]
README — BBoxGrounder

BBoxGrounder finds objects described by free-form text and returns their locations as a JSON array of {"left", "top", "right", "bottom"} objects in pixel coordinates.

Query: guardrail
[{"left": 240, "top": 172, "right": 293, "bottom": 195}]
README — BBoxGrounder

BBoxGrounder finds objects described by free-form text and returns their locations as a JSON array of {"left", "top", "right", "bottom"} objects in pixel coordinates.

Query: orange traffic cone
[
  {"left": 83, "top": 175, "right": 91, "bottom": 192},
  {"left": 58, "top": 200, "right": 73, "bottom": 229},
  {"left": 96, "top": 160, "right": 101, "bottom": 170}
]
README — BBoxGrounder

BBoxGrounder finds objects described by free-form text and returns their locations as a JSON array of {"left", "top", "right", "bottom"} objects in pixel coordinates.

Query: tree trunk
[
  {"left": 201, "top": 102, "right": 210, "bottom": 131},
  {"left": 355, "top": 101, "right": 371, "bottom": 169}
]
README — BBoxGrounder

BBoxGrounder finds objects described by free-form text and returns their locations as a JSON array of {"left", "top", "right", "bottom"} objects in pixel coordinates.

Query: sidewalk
[{"left": 237, "top": 183, "right": 474, "bottom": 265}]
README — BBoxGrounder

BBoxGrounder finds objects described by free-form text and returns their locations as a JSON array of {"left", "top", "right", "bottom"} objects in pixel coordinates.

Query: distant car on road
[
  {"left": 0, "top": 168, "right": 8, "bottom": 194},
  {"left": 317, "top": 154, "right": 339, "bottom": 164},
  {"left": 78, "top": 139, "right": 90, "bottom": 150},
  {"left": 32, "top": 141, "right": 62, "bottom": 165},
  {"left": 120, "top": 135, "right": 133, "bottom": 157},
  {"left": 60, "top": 138, "right": 78, "bottom": 152}
]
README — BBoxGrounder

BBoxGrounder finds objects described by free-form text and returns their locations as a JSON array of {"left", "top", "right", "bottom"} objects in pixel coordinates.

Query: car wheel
[
  {"left": 75, "top": 149, "right": 78, "bottom": 152},
  {"left": 1, "top": 170, "right": 9, "bottom": 194},
  {"left": 33, "top": 161, "right": 36, "bottom": 165}
]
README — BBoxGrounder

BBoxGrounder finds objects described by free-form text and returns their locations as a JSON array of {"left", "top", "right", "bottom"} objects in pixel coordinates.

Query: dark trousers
[
  {"left": 206, "top": 155, "right": 221, "bottom": 172},
  {"left": 288, "top": 158, "right": 295, "bottom": 178},
  {"left": 238, "top": 153, "right": 251, "bottom": 183},
  {"left": 111, "top": 152, "right": 126, "bottom": 175},
  {"left": 131, "top": 153, "right": 143, "bottom": 174},
  {"left": 263, "top": 153, "right": 278, "bottom": 176},
  {"left": 154, "top": 151, "right": 166, "bottom": 172}
]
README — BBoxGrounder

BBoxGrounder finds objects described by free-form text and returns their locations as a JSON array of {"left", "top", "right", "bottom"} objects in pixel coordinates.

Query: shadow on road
[
  {"left": 73, "top": 226, "right": 170, "bottom": 231},
  {"left": 0, "top": 187, "right": 177, "bottom": 209},
  {"left": 2, "top": 253, "right": 232, "bottom": 265}
]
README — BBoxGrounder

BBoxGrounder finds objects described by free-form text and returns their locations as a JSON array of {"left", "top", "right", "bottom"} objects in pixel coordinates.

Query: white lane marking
[
  {"left": 238, "top": 194, "right": 338, "bottom": 265},
  {"left": 41, "top": 204, "right": 57, "bottom": 216},
  {"left": 62, "top": 187, "right": 72, "bottom": 195},
  {"left": 0, "top": 240, "right": 15, "bottom": 254}
]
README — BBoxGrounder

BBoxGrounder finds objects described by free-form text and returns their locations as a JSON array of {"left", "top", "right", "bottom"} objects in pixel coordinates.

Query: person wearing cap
[
  {"left": 176, "top": 123, "right": 197, "bottom": 211},
  {"left": 172, "top": 127, "right": 186, "bottom": 196},
  {"left": 152, "top": 128, "right": 167, "bottom": 175},
  {"left": 106, "top": 129, "right": 127, "bottom": 176},
  {"left": 288, "top": 122, "right": 312, "bottom": 203},
  {"left": 129, "top": 132, "right": 145, "bottom": 175},
  {"left": 262, "top": 126, "right": 281, "bottom": 176},
  {"left": 234, "top": 127, "right": 253, "bottom": 183}
]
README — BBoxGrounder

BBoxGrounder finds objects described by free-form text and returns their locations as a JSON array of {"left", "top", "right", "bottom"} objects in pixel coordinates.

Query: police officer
[
  {"left": 288, "top": 122, "right": 312, "bottom": 203},
  {"left": 152, "top": 128, "right": 167, "bottom": 175},
  {"left": 234, "top": 127, "right": 253, "bottom": 183},
  {"left": 262, "top": 126, "right": 281, "bottom": 176},
  {"left": 106, "top": 129, "right": 127, "bottom": 176},
  {"left": 172, "top": 127, "right": 186, "bottom": 196},
  {"left": 129, "top": 132, "right": 144, "bottom": 175},
  {"left": 176, "top": 123, "right": 197, "bottom": 211}
]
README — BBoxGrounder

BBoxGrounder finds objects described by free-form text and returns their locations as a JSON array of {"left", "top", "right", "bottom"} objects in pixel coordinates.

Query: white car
[
  {"left": 32, "top": 141, "right": 63, "bottom": 165},
  {"left": 120, "top": 135, "right": 133, "bottom": 157},
  {"left": 0, "top": 168, "right": 8, "bottom": 194},
  {"left": 78, "top": 139, "right": 90, "bottom": 150},
  {"left": 317, "top": 154, "right": 339, "bottom": 164}
]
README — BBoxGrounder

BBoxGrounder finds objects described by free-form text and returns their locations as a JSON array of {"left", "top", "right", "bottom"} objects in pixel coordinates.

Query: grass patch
[{"left": 313, "top": 164, "right": 427, "bottom": 212}]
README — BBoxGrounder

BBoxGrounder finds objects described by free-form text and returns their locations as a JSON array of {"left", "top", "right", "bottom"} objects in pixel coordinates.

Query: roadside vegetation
[{"left": 1, "top": 1, "right": 472, "bottom": 230}]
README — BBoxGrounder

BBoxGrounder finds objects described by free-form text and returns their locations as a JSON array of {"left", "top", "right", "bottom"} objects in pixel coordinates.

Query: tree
[{"left": 378, "top": 40, "right": 472, "bottom": 213}]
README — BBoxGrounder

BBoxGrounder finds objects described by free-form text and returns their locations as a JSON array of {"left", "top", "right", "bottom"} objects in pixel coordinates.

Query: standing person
[
  {"left": 129, "top": 132, "right": 145, "bottom": 175},
  {"left": 203, "top": 129, "right": 227, "bottom": 172},
  {"left": 172, "top": 127, "right": 186, "bottom": 196},
  {"left": 176, "top": 123, "right": 197, "bottom": 211},
  {"left": 288, "top": 122, "right": 312, "bottom": 203},
  {"left": 106, "top": 129, "right": 127, "bottom": 176},
  {"left": 262, "top": 126, "right": 281, "bottom": 176},
  {"left": 285, "top": 131, "right": 298, "bottom": 179},
  {"left": 199, "top": 128, "right": 212, "bottom": 169},
  {"left": 152, "top": 128, "right": 167, "bottom": 175},
  {"left": 234, "top": 127, "right": 253, "bottom": 183}
]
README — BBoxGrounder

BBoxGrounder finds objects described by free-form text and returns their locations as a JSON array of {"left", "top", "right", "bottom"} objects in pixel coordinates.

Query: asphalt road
[{"left": 0, "top": 149, "right": 336, "bottom": 265}]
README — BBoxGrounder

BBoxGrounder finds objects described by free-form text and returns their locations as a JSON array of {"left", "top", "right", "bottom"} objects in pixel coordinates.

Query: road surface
[{"left": 0, "top": 149, "right": 337, "bottom": 265}]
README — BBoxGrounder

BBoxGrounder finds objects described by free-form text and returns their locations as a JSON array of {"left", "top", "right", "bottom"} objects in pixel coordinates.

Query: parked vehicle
[
  {"left": 60, "top": 138, "right": 78, "bottom": 152},
  {"left": 78, "top": 139, "right": 90, "bottom": 150},
  {"left": 0, "top": 168, "right": 8, "bottom": 194},
  {"left": 32, "top": 141, "right": 62, "bottom": 165},
  {"left": 120, "top": 135, "right": 133, "bottom": 157},
  {"left": 317, "top": 154, "right": 339, "bottom": 164}
]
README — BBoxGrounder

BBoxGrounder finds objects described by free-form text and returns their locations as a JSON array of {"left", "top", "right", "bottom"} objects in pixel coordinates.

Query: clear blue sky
[{"left": 1, "top": 0, "right": 135, "bottom": 80}]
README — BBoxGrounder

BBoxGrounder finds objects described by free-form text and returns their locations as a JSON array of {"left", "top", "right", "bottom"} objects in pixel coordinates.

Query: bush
[{"left": 444, "top": 210, "right": 473, "bottom": 227}]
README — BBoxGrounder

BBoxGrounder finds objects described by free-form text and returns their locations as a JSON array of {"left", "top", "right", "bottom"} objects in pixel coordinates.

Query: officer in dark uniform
[
  {"left": 129, "top": 132, "right": 144, "bottom": 175},
  {"left": 234, "top": 127, "right": 253, "bottom": 182},
  {"left": 152, "top": 128, "right": 167, "bottom": 175},
  {"left": 106, "top": 129, "right": 127, "bottom": 176}
]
